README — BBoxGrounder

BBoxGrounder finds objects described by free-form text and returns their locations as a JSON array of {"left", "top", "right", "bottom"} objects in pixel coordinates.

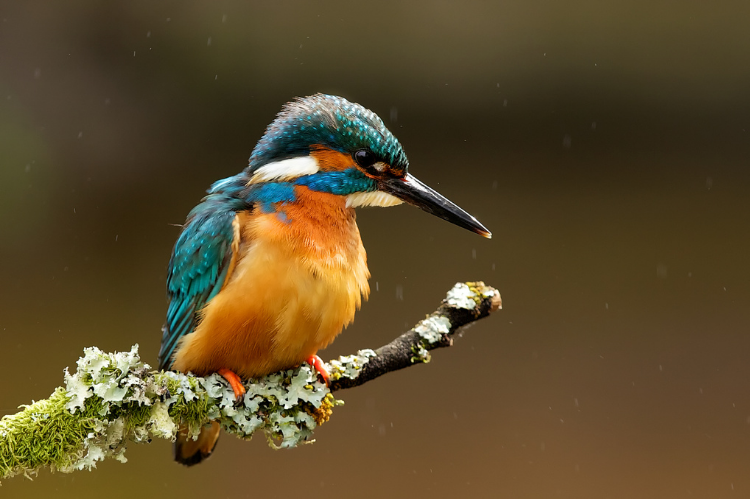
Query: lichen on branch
[{"left": 0, "top": 281, "right": 500, "bottom": 482}]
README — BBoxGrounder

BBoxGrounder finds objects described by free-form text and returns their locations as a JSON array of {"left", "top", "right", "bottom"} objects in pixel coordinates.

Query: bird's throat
[{"left": 270, "top": 185, "right": 365, "bottom": 264}]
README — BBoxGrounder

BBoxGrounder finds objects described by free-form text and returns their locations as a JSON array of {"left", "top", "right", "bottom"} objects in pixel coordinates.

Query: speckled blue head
[{"left": 247, "top": 94, "right": 409, "bottom": 173}]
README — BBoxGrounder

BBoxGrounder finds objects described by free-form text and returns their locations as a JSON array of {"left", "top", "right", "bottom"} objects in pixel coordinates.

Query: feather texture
[
  {"left": 171, "top": 186, "right": 370, "bottom": 377},
  {"left": 158, "top": 175, "right": 248, "bottom": 370}
]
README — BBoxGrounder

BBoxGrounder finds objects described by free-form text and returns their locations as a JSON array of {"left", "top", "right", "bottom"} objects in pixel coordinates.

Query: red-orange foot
[
  {"left": 306, "top": 354, "right": 330, "bottom": 386},
  {"left": 217, "top": 368, "right": 246, "bottom": 400}
]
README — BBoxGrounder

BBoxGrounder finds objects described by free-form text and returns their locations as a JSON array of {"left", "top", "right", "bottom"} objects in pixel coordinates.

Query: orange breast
[{"left": 172, "top": 187, "right": 370, "bottom": 378}]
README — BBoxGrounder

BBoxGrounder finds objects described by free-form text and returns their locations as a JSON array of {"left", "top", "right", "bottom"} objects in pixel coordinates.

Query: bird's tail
[{"left": 174, "top": 421, "right": 221, "bottom": 466}]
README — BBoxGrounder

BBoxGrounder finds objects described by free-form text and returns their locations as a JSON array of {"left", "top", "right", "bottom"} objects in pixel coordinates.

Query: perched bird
[{"left": 158, "top": 94, "right": 490, "bottom": 465}]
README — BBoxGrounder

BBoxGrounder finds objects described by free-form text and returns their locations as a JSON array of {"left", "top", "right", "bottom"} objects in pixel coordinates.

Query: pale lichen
[
  {"left": 202, "top": 365, "right": 330, "bottom": 449},
  {"left": 0, "top": 281, "right": 502, "bottom": 482},
  {"left": 414, "top": 315, "right": 451, "bottom": 344},
  {"left": 328, "top": 349, "right": 376, "bottom": 381},
  {"left": 446, "top": 281, "right": 499, "bottom": 310},
  {"left": 411, "top": 344, "right": 431, "bottom": 363},
  {"left": 0, "top": 344, "right": 346, "bottom": 481},
  {"left": 409, "top": 315, "right": 453, "bottom": 363},
  {"left": 445, "top": 282, "right": 479, "bottom": 309}
]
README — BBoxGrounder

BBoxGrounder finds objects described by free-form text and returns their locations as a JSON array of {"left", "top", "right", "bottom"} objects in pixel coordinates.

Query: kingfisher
[{"left": 158, "top": 94, "right": 490, "bottom": 465}]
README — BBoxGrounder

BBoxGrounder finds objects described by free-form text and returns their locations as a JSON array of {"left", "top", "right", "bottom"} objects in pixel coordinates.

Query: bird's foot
[
  {"left": 306, "top": 354, "right": 330, "bottom": 386},
  {"left": 217, "top": 368, "right": 246, "bottom": 400}
]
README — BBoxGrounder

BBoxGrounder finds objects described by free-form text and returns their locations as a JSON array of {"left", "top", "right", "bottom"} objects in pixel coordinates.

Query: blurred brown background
[{"left": 1, "top": 1, "right": 749, "bottom": 498}]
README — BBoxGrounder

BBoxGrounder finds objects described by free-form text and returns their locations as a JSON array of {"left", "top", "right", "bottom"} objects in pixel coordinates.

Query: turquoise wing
[{"left": 158, "top": 203, "right": 239, "bottom": 371}]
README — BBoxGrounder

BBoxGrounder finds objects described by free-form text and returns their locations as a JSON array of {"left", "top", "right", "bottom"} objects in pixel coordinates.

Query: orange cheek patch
[{"left": 310, "top": 145, "right": 355, "bottom": 172}]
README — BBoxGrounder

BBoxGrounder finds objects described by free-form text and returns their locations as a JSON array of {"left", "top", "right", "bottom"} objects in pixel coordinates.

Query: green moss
[
  {"left": 121, "top": 403, "right": 153, "bottom": 433},
  {"left": 0, "top": 345, "right": 358, "bottom": 481},
  {"left": 1, "top": 281, "right": 499, "bottom": 481},
  {"left": 0, "top": 388, "right": 93, "bottom": 479}
]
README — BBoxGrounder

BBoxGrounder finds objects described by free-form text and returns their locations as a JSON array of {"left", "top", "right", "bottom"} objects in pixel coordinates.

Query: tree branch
[
  {"left": 329, "top": 281, "right": 501, "bottom": 390},
  {"left": 0, "top": 281, "right": 500, "bottom": 482}
]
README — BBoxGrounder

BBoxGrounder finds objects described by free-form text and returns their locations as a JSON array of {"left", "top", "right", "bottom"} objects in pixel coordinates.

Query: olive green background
[{"left": 1, "top": 1, "right": 749, "bottom": 498}]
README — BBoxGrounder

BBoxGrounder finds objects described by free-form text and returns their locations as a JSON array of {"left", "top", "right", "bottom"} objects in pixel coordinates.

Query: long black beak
[{"left": 382, "top": 174, "right": 492, "bottom": 238}]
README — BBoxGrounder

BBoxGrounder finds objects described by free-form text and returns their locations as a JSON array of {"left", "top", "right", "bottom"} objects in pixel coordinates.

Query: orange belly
[{"left": 172, "top": 190, "right": 370, "bottom": 378}]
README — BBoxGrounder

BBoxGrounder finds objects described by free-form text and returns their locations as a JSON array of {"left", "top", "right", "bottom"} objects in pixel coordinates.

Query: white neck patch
[
  {"left": 248, "top": 156, "right": 319, "bottom": 184},
  {"left": 346, "top": 191, "right": 404, "bottom": 208}
]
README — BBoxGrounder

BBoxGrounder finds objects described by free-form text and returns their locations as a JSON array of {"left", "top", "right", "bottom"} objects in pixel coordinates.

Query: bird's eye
[{"left": 353, "top": 149, "right": 377, "bottom": 168}]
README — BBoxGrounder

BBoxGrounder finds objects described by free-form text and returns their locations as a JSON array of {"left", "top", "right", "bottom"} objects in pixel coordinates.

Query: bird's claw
[
  {"left": 306, "top": 354, "right": 330, "bottom": 386},
  {"left": 217, "top": 368, "right": 246, "bottom": 402}
]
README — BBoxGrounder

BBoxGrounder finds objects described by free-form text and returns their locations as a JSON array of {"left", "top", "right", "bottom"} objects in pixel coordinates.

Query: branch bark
[
  {"left": 329, "top": 281, "right": 501, "bottom": 390},
  {"left": 0, "top": 281, "right": 500, "bottom": 481}
]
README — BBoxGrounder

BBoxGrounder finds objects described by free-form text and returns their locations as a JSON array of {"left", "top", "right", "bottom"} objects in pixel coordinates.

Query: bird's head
[{"left": 244, "top": 94, "right": 490, "bottom": 238}]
